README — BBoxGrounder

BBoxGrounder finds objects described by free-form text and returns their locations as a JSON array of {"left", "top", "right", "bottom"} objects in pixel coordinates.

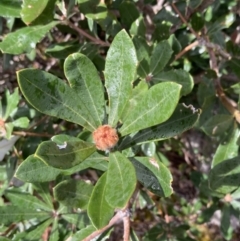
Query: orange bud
[{"left": 93, "top": 125, "right": 119, "bottom": 151}]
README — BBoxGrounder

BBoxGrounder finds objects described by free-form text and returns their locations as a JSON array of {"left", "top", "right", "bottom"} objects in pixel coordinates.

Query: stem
[
  {"left": 82, "top": 210, "right": 128, "bottom": 241},
  {"left": 123, "top": 215, "right": 130, "bottom": 241},
  {"left": 174, "top": 40, "right": 199, "bottom": 61},
  {"left": 13, "top": 131, "right": 52, "bottom": 138},
  {"left": 66, "top": 20, "right": 110, "bottom": 46}
]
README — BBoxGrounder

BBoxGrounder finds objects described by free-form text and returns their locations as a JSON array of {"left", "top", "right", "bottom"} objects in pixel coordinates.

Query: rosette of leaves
[{"left": 15, "top": 30, "right": 199, "bottom": 232}]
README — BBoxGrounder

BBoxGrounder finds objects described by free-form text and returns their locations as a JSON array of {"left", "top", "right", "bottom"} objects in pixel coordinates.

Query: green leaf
[
  {"left": 35, "top": 139, "right": 95, "bottom": 169},
  {"left": 150, "top": 41, "right": 173, "bottom": 76},
  {"left": 49, "top": 217, "right": 59, "bottom": 241},
  {"left": 120, "top": 82, "right": 181, "bottom": 136},
  {"left": 202, "top": 114, "right": 234, "bottom": 136},
  {"left": 77, "top": 0, "right": 108, "bottom": 20},
  {"left": 21, "top": 0, "right": 56, "bottom": 25},
  {"left": 15, "top": 155, "right": 62, "bottom": 182},
  {"left": 64, "top": 53, "right": 105, "bottom": 128},
  {"left": 105, "top": 29, "right": 138, "bottom": 127},
  {"left": 53, "top": 179, "right": 93, "bottom": 209},
  {"left": 5, "top": 189, "right": 52, "bottom": 212},
  {"left": 13, "top": 218, "right": 53, "bottom": 241},
  {"left": 212, "top": 127, "right": 240, "bottom": 167},
  {"left": 221, "top": 205, "right": 233, "bottom": 240},
  {"left": 62, "top": 213, "right": 90, "bottom": 229},
  {"left": 209, "top": 156, "right": 240, "bottom": 194},
  {"left": 45, "top": 42, "right": 82, "bottom": 59},
  {"left": 0, "top": 21, "right": 58, "bottom": 54},
  {"left": 152, "top": 69, "right": 194, "bottom": 96},
  {"left": 17, "top": 69, "right": 98, "bottom": 131},
  {"left": 70, "top": 225, "right": 96, "bottom": 241},
  {"left": 33, "top": 183, "right": 53, "bottom": 209},
  {"left": 229, "top": 57, "right": 240, "bottom": 79},
  {"left": 130, "top": 157, "right": 173, "bottom": 197},
  {"left": 105, "top": 152, "right": 137, "bottom": 208},
  {"left": 2, "top": 88, "right": 19, "bottom": 121},
  {"left": 88, "top": 172, "right": 114, "bottom": 229},
  {"left": 12, "top": 117, "right": 29, "bottom": 128},
  {"left": 119, "top": 104, "right": 200, "bottom": 149},
  {"left": 16, "top": 152, "right": 108, "bottom": 183},
  {"left": 0, "top": 206, "right": 49, "bottom": 225},
  {"left": 121, "top": 81, "right": 148, "bottom": 122},
  {"left": 191, "top": 12, "right": 205, "bottom": 32},
  {"left": 0, "top": 0, "right": 21, "bottom": 18},
  {"left": 119, "top": 1, "right": 139, "bottom": 29}
]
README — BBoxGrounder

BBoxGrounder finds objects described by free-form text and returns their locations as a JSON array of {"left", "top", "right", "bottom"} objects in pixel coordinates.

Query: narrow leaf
[
  {"left": 212, "top": 127, "right": 240, "bottom": 167},
  {"left": 105, "top": 29, "right": 138, "bottom": 127},
  {"left": 88, "top": 172, "right": 114, "bottom": 229},
  {"left": 49, "top": 217, "right": 59, "bottom": 241},
  {"left": 105, "top": 152, "right": 137, "bottom": 208},
  {"left": 120, "top": 82, "right": 181, "bottom": 136},
  {"left": 53, "top": 179, "right": 93, "bottom": 209},
  {"left": 119, "top": 104, "right": 200, "bottom": 149},
  {"left": 36, "top": 140, "right": 95, "bottom": 169},
  {"left": 2, "top": 88, "right": 19, "bottom": 121},
  {"left": 209, "top": 156, "right": 240, "bottom": 194},
  {"left": 13, "top": 218, "right": 53, "bottom": 241},
  {"left": 130, "top": 157, "right": 173, "bottom": 197},
  {"left": 64, "top": 53, "right": 105, "bottom": 128},
  {"left": 17, "top": 69, "right": 97, "bottom": 131},
  {"left": 33, "top": 183, "right": 53, "bottom": 209},
  {"left": 0, "top": 206, "right": 49, "bottom": 225},
  {"left": 70, "top": 225, "right": 96, "bottom": 241},
  {"left": 0, "top": 21, "right": 58, "bottom": 54},
  {"left": 5, "top": 189, "right": 52, "bottom": 212},
  {"left": 150, "top": 41, "right": 173, "bottom": 76}
]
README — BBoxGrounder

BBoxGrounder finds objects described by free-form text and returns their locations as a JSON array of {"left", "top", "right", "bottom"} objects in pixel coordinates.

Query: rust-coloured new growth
[{"left": 93, "top": 125, "right": 119, "bottom": 151}]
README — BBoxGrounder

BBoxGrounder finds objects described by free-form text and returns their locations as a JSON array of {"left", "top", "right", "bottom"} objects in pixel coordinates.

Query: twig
[
  {"left": 171, "top": 2, "right": 200, "bottom": 38},
  {"left": 123, "top": 214, "right": 130, "bottom": 241},
  {"left": 82, "top": 210, "right": 128, "bottom": 241},
  {"left": 13, "top": 131, "right": 52, "bottom": 138},
  {"left": 174, "top": 40, "right": 199, "bottom": 61},
  {"left": 66, "top": 20, "right": 110, "bottom": 46}
]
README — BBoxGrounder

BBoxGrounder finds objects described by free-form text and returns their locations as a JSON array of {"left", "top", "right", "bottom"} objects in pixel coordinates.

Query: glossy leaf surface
[
  {"left": 120, "top": 82, "right": 181, "bottom": 136},
  {"left": 15, "top": 155, "right": 62, "bottom": 182},
  {"left": 36, "top": 139, "right": 95, "bottom": 169},
  {"left": 150, "top": 40, "right": 173, "bottom": 76},
  {"left": 130, "top": 157, "right": 173, "bottom": 197},
  {"left": 88, "top": 172, "right": 114, "bottom": 229},
  {"left": 64, "top": 53, "right": 105, "bottom": 128},
  {"left": 209, "top": 156, "right": 240, "bottom": 194},
  {"left": 105, "top": 152, "right": 137, "bottom": 208},
  {"left": 119, "top": 104, "right": 200, "bottom": 149},
  {"left": 0, "top": 21, "right": 58, "bottom": 54},
  {"left": 17, "top": 69, "right": 98, "bottom": 131},
  {"left": 152, "top": 69, "right": 194, "bottom": 96},
  {"left": 2, "top": 88, "right": 19, "bottom": 121},
  {"left": 105, "top": 29, "right": 138, "bottom": 127},
  {"left": 21, "top": 0, "right": 56, "bottom": 25},
  {"left": 0, "top": 0, "right": 21, "bottom": 18},
  {"left": 54, "top": 179, "right": 93, "bottom": 209},
  {"left": 212, "top": 127, "right": 240, "bottom": 167}
]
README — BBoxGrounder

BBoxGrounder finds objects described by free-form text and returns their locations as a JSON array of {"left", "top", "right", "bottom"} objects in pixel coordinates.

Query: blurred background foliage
[{"left": 0, "top": 0, "right": 240, "bottom": 240}]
